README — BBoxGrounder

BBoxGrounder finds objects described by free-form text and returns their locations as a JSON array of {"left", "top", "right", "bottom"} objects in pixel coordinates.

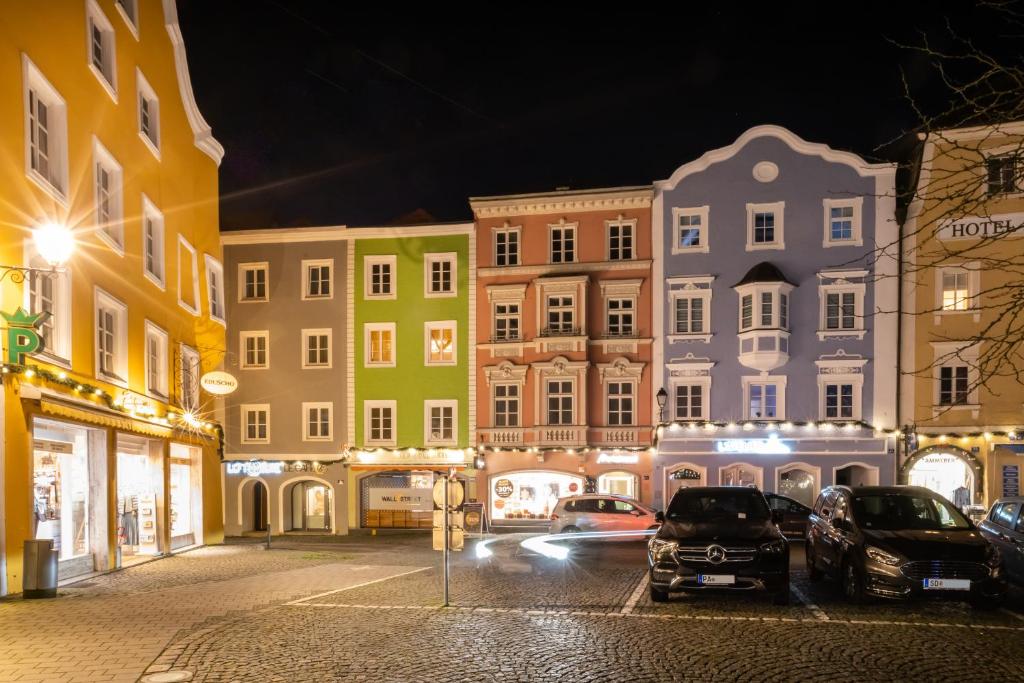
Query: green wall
[{"left": 354, "top": 233, "right": 470, "bottom": 448}]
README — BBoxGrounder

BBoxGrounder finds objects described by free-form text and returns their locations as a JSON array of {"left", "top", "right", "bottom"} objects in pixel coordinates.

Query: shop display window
[
  {"left": 33, "top": 436, "right": 89, "bottom": 561},
  {"left": 598, "top": 471, "right": 638, "bottom": 499},
  {"left": 490, "top": 471, "right": 584, "bottom": 521}
]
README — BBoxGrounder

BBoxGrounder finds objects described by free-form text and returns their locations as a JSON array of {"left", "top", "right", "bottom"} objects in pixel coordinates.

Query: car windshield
[
  {"left": 852, "top": 493, "right": 972, "bottom": 530},
  {"left": 667, "top": 490, "right": 770, "bottom": 521}
]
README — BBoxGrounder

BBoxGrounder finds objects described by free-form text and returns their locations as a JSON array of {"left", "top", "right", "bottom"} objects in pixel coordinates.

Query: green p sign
[{"left": 3, "top": 308, "right": 45, "bottom": 365}]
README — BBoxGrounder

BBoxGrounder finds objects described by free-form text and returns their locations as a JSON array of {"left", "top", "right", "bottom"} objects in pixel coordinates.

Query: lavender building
[{"left": 652, "top": 126, "right": 899, "bottom": 509}]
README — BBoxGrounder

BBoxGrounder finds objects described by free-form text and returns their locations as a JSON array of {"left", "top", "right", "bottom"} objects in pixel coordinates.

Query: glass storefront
[
  {"left": 490, "top": 471, "right": 584, "bottom": 522},
  {"left": 360, "top": 471, "right": 435, "bottom": 529},
  {"left": 778, "top": 468, "right": 816, "bottom": 508},
  {"left": 117, "top": 435, "right": 164, "bottom": 562},
  {"left": 170, "top": 443, "right": 201, "bottom": 549},
  {"left": 910, "top": 453, "right": 974, "bottom": 508},
  {"left": 289, "top": 481, "right": 331, "bottom": 531},
  {"left": 597, "top": 471, "right": 638, "bottom": 499}
]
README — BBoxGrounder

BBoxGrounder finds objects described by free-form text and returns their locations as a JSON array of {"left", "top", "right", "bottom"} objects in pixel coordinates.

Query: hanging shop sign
[
  {"left": 2, "top": 307, "right": 45, "bottom": 364},
  {"left": 596, "top": 453, "right": 640, "bottom": 465},
  {"left": 937, "top": 212, "right": 1024, "bottom": 241},
  {"left": 200, "top": 371, "right": 239, "bottom": 395},
  {"left": 672, "top": 468, "right": 703, "bottom": 480},
  {"left": 715, "top": 434, "right": 792, "bottom": 455}
]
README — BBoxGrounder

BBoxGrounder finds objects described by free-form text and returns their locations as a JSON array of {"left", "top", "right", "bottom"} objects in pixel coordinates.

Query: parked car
[
  {"left": 647, "top": 486, "right": 790, "bottom": 605},
  {"left": 764, "top": 493, "right": 811, "bottom": 538},
  {"left": 805, "top": 485, "right": 1005, "bottom": 608},
  {"left": 548, "top": 495, "right": 659, "bottom": 537},
  {"left": 978, "top": 497, "right": 1024, "bottom": 586}
]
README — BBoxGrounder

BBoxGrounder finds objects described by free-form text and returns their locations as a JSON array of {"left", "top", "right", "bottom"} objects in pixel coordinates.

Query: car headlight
[
  {"left": 985, "top": 545, "right": 1002, "bottom": 569},
  {"left": 649, "top": 539, "right": 677, "bottom": 562},
  {"left": 759, "top": 539, "right": 786, "bottom": 554},
  {"left": 865, "top": 545, "right": 901, "bottom": 566}
]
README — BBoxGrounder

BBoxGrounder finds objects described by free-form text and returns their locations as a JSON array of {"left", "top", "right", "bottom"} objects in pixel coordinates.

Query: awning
[{"left": 40, "top": 399, "right": 173, "bottom": 439}]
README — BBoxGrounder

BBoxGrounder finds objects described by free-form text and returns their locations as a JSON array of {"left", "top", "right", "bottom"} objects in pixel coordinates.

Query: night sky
[{"left": 176, "top": 2, "right": 1004, "bottom": 230}]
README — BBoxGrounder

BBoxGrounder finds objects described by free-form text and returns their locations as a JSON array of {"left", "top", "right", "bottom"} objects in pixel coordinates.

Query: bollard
[{"left": 266, "top": 523, "right": 271, "bottom": 550}]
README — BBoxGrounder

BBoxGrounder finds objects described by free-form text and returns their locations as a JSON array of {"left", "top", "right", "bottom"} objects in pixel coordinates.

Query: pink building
[{"left": 471, "top": 187, "right": 656, "bottom": 526}]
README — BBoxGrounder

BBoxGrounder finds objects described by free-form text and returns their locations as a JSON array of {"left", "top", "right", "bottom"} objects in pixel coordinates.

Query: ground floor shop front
[
  {"left": 225, "top": 460, "right": 348, "bottom": 536},
  {"left": 899, "top": 434, "right": 1024, "bottom": 511}
]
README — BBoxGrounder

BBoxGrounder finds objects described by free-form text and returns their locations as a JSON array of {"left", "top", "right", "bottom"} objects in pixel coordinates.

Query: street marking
[
  {"left": 620, "top": 573, "right": 650, "bottom": 614},
  {"left": 286, "top": 601, "right": 1024, "bottom": 631},
  {"left": 1000, "top": 608, "right": 1024, "bottom": 622},
  {"left": 285, "top": 566, "right": 431, "bottom": 605},
  {"left": 790, "top": 584, "right": 829, "bottom": 621}
]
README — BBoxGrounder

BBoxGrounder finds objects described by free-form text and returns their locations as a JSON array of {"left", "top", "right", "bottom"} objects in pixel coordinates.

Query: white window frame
[
  {"left": 364, "top": 400, "right": 397, "bottom": 446},
  {"left": 114, "top": 0, "right": 139, "bottom": 38},
  {"left": 671, "top": 206, "right": 710, "bottom": 254},
  {"left": 424, "top": 399, "right": 458, "bottom": 445},
  {"left": 935, "top": 265, "right": 981, "bottom": 323},
  {"left": 492, "top": 382, "right": 521, "bottom": 428},
  {"left": 549, "top": 222, "right": 577, "bottom": 264},
  {"left": 745, "top": 201, "right": 785, "bottom": 251},
  {"left": 136, "top": 68, "right": 160, "bottom": 159},
  {"left": 179, "top": 343, "right": 200, "bottom": 410},
  {"left": 141, "top": 194, "right": 165, "bottom": 288},
  {"left": 817, "top": 280, "right": 867, "bottom": 340},
  {"left": 302, "top": 402, "right": 333, "bottom": 442},
  {"left": 931, "top": 342, "right": 980, "bottom": 414},
  {"left": 301, "top": 328, "right": 332, "bottom": 369},
  {"left": 544, "top": 294, "right": 576, "bottom": 335},
  {"left": 606, "top": 218, "right": 637, "bottom": 261},
  {"left": 672, "top": 379, "right": 711, "bottom": 421},
  {"left": 92, "top": 137, "right": 125, "bottom": 254},
  {"left": 23, "top": 54, "right": 69, "bottom": 204},
  {"left": 204, "top": 254, "right": 226, "bottom": 325},
  {"left": 822, "top": 197, "right": 864, "bottom": 247},
  {"left": 94, "top": 287, "right": 128, "bottom": 387},
  {"left": 238, "top": 262, "right": 269, "bottom": 302},
  {"left": 364, "top": 322, "right": 396, "bottom": 367},
  {"left": 424, "top": 320, "right": 457, "bottom": 366},
  {"left": 23, "top": 239, "right": 72, "bottom": 366},
  {"left": 606, "top": 297, "right": 635, "bottom": 337},
  {"left": 424, "top": 252, "right": 457, "bottom": 298},
  {"left": 302, "top": 258, "right": 334, "bottom": 300},
  {"left": 239, "top": 331, "right": 269, "bottom": 370},
  {"left": 177, "top": 235, "right": 200, "bottom": 316},
  {"left": 85, "top": 0, "right": 118, "bottom": 101},
  {"left": 816, "top": 374, "right": 864, "bottom": 421},
  {"left": 544, "top": 377, "right": 577, "bottom": 426},
  {"left": 605, "top": 380, "right": 636, "bottom": 427},
  {"left": 492, "top": 301, "right": 522, "bottom": 341},
  {"left": 493, "top": 226, "right": 521, "bottom": 266},
  {"left": 742, "top": 375, "right": 787, "bottom": 420},
  {"left": 143, "top": 320, "right": 169, "bottom": 400},
  {"left": 240, "top": 404, "right": 270, "bottom": 444},
  {"left": 364, "top": 255, "right": 397, "bottom": 300}
]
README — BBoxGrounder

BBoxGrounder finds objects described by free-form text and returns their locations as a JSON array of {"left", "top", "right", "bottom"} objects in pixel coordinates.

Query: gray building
[{"left": 221, "top": 227, "right": 351, "bottom": 535}]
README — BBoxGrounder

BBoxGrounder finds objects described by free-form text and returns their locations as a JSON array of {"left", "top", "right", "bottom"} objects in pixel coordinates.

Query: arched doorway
[
  {"left": 834, "top": 462, "right": 879, "bottom": 488},
  {"left": 283, "top": 480, "right": 332, "bottom": 532},
  {"left": 776, "top": 463, "right": 820, "bottom": 508},
  {"left": 252, "top": 482, "right": 268, "bottom": 531},
  {"left": 720, "top": 462, "right": 763, "bottom": 489},
  {"left": 900, "top": 445, "right": 983, "bottom": 509},
  {"left": 238, "top": 477, "right": 270, "bottom": 533},
  {"left": 664, "top": 463, "right": 707, "bottom": 507}
]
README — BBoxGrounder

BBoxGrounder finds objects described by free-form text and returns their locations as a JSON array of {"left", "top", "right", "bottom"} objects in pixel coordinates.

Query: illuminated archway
[{"left": 899, "top": 445, "right": 983, "bottom": 504}]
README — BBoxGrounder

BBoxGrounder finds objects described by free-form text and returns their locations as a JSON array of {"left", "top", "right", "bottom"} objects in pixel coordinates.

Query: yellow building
[
  {"left": 901, "top": 121, "right": 1024, "bottom": 511},
  {"left": 0, "top": 0, "right": 226, "bottom": 595}
]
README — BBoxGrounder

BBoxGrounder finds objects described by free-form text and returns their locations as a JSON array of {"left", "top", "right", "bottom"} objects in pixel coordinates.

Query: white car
[{"left": 548, "top": 494, "right": 660, "bottom": 537}]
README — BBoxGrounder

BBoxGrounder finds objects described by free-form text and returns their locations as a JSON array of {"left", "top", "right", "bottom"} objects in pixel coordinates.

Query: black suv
[
  {"left": 648, "top": 487, "right": 790, "bottom": 605},
  {"left": 806, "top": 485, "right": 1005, "bottom": 607}
]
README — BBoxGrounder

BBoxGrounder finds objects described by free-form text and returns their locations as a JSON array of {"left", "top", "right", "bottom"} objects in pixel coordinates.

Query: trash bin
[{"left": 23, "top": 539, "right": 58, "bottom": 599}]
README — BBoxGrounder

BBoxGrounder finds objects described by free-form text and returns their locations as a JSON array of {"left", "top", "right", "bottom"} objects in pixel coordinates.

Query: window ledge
[
  {"left": 822, "top": 239, "right": 863, "bottom": 248},
  {"left": 239, "top": 297, "right": 269, "bottom": 304},
  {"left": 87, "top": 64, "right": 118, "bottom": 104},
  {"left": 423, "top": 291, "right": 457, "bottom": 299},
  {"left": 668, "top": 333, "right": 713, "bottom": 344},
  {"left": 301, "top": 364, "right": 332, "bottom": 370},
  {"left": 934, "top": 310, "right": 981, "bottom": 324},
  {"left": 816, "top": 329, "right": 866, "bottom": 341},
  {"left": 26, "top": 169, "right": 69, "bottom": 208},
  {"left": 29, "top": 352, "right": 72, "bottom": 370},
  {"left": 364, "top": 294, "right": 397, "bottom": 301},
  {"left": 671, "top": 245, "right": 710, "bottom": 255},
  {"left": 365, "top": 362, "right": 397, "bottom": 368},
  {"left": 114, "top": 4, "right": 139, "bottom": 40},
  {"left": 241, "top": 439, "right": 270, "bottom": 445},
  {"left": 177, "top": 300, "right": 199, "bottom": 317},
  {"left": 745, "top": 242, "right": 785, "bottom": 252},
  {"left": 96, "top": 230, "right": 126, "bottom": 257},
  {"left": 96, "top": 371, "right": 129, "bottom": 389},
  {"left": 932, "top": 403, "right": 981, "bottom": 419},
  {"left": 365, "top": 441, "right": 397, "bottom": 448},
  {"left": 139, "top": 131, "right": 161, "bottom": 161},
  {"left": 210, "top": 314, "right": 226, "bottom": 328},
  {"left": 301, "top": 294, "right": 334, "bottom": 301},
  {"left": 239, "top": 365, "right": 269, "bottom": 371}
]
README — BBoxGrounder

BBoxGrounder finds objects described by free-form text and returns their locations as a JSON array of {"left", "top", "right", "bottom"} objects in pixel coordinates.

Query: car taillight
[{"left": 550, "top": 513, "right": 559, "bottom": 520}]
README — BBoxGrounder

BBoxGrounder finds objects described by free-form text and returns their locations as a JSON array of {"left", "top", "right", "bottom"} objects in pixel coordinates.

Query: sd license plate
[
  {"left": 923, "top": 578, "right": 970, "bottom": 591},
  {"left": 698, "top": 574, "right": 735, "bottom": 586}
]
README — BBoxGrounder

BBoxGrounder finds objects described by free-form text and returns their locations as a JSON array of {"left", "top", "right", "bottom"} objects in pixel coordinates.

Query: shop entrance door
[
  {"left": 909, "top": 453, "right": 974, "bottom": 508},
  {"left": 252, "top": 482, "right": 268, "bottom": 531},
  {"left": 289, "top": 481, "right": 331, "bottom": 531},
  {"left": 116, "top": 435, "right": 163, "bottom": 564}
]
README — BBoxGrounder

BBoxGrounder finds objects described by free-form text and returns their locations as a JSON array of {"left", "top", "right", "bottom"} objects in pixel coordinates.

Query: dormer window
[{"left": 734, "top": 262, "right": 795, "bottom": 372}]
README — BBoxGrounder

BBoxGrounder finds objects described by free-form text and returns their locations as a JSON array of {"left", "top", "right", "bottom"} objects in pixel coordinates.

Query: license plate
[
  {"left": 923, "top": 578, "right": 970, "bottom": 591},
  {"left": 698, "top": 574, "right": 735, "bottom": 585}
]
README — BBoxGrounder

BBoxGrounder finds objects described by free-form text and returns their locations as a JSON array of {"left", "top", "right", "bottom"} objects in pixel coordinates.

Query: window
[
  {"left": 365, "top": 401, "right": 396, "bottom": 445},
  {"left": 741, "top": 294, "right": 753, "bottom": 330},
  {"left": 743, "top": 377, "right": 786, "bottom": 420},
  {"left": 241, "top": 405, "right": 270, "bottom": 444},
  {"left": 24, "top": 241, "right": 71, "bottom": 363},
  {"left": 302, "top": 328, "right": 331, "bottom": 368},
  {"left": 365, "top": 323, "right": 395, "bottom": 366},
  {"left": 144, "top": 321, "right": 169, "bottom": 399},
  {"left": 550, "top": 225, "right": 576, "bottom": 263},
  {"left": 672, "top": 206, "right": 709, "bottom": 254},
  {"left": 204, "top": 255, "right": 225, "bottom": 324},
  {"left": 239, "top": 263, "right": 268, "bottom": 302},
  {"left": 760, "top": 292, "right": 773, "bottom": 327},
  {"left": 546, "top": 380, "right": 574, "bottom": 425},
  {"left": 425, "top": 321, "right": 456, "bottom": 365},
  {"left": 746, "top": 202, "right": 785, "bottom": 250},
  {"left": 494, "top": 228, "right": 520, "bottom": 266},
  {"left": 942, "top": 270, "right": 969, "bottom": 311},
  {"left": 24, "top": 55, "right": 69, "bottom": 200},
  {"left": 94, "top": 289, "right": 128, "bottom": 385},
  {"left": 939, "top": 366, "right": 969, "bottom": 405},
  {"left": 136, "top": 69, "right": 160, "bottom": 157},
  {"left": 824, "top": 384, "right": 854, "bottom": 419},
  {"left": 425, "top": 400, "right": 457, "bottom": 444},
  {"left": 177, "top": 236, "right": 200, "bottom": 315},
  {"left": 606, "top": 382, "right": 634, "bottom": 426},
  {"left": 364, "top": 255, "right": 396, "bottom": 299},
  {"left": 675, "top": 384, "right": 704, "bottom": 420},
  {"left": 545, "top": 296, "right": 575, "bottom": 335},
  {"left": 987, "top": 155, "right": 1019, "bottom": 195},
  {"left": 607, "top": 221, "right": 634, "bottom": 260},
  {"left": 780, "top": 294, "right": 789, "bottom": 329},
  {"left": 179, "top": 344, "right": 200, "bottom": 410},
  {"left": 115, "top": 0, "right": 138, "bottom": 32},
  {"left": 86, "top": 0, "right": 117, "bottom": 97},
  {"left": 141, "top": 195, "right": 164, "bottom": 287},
  {"left": 823, "top": 198, "right": 864, "bottom": 247},
  {"left": 826, "top": 292, "right": 856, "bottom": 329},
  {"left": 91, "top": 138, "right": 125, "bottom": 253},
  {"left": 673, "top": 296, "right": 705, "bottom": 335},
  {"left": 424, "top": 253, "right": 456, "bottom": 296},
  {"left": 493, "top": 384, "right": 519, "bottom": 427},
  {"left": 606, "top": 298, "right": 634, "bottom": 337},
  {"left": 493, "top": 303, "right": 520, "bottom": 341},
  {"left": 303, "top": 259, "right": 333, "bottom": 299},
  {"left": 240, "top": 331, "right": 269, "bottom": 369},
  {"left": 303, "top": 403, "right": 332, "bottom": 441}
]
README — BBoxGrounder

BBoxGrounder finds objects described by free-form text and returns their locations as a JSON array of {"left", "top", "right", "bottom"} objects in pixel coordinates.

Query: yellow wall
[{"left": 0, "top": 1, "right": 224, "bottom": 593}]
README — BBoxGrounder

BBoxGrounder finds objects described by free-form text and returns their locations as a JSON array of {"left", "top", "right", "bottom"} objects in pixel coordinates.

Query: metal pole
[
  {"left": 442, "top": 474, "right": 450, "bottom": 607},
  {"left": 266, "top": 522, "right": 271, "bottom": 550}
]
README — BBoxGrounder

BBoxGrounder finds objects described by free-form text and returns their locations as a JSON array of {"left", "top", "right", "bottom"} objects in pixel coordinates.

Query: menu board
[
  {"left": 1003, "top": 465, "right": 1020, "bottom": 498},
  {"left": 463, "top": 502, "right": 487, "bottom": 536}
]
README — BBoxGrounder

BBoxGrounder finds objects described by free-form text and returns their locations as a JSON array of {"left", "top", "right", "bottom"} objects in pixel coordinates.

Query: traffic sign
[{"left": 433, "top": 478, "right": 464, "bottom": 508}]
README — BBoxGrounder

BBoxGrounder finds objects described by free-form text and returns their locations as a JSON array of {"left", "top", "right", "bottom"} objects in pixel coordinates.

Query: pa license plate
[
  {"left": 698, "top": 574, "right": 735, "bottom": 586},
  {"left": 923, "top": 578, "right": 970, "bottom": 591}
]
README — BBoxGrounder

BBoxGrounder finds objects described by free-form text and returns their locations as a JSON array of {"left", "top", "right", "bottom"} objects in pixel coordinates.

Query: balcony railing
[
  {"left": 592, "top": 427, "right": 648, "bottom": 446},
  {"left": 488, "top": 333, "right": 524, "bottom": 343},
  {"left": 537, "top": 426, "right": 587, "bottom": 447},
  {"left": 478, "top": 427, "right": 526, "bottom": 445},
  {"left": 539, "top": 326, "right": 582, "bottom": 338}
]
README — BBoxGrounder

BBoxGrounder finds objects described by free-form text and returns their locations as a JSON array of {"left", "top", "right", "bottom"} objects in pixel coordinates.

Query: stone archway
[{"left": 899, "top": 445, "right": 983, "bottom": 502}]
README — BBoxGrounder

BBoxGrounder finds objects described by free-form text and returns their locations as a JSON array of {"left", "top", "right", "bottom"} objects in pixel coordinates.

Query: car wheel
[
  {"left": 842, "top": 562, "right": 867, "bottom": 605},
  {"left": 772, "top": 582, "right": 791, "bottom": 606},
  {"left": 805, "top": 545, "right": 823, "bottom": 582},
  {"left": 649, "top": 585, "right": 669, "bottom": 602},
  {"left": 561, "top": 525, "right": 580, "bottom": 534}
]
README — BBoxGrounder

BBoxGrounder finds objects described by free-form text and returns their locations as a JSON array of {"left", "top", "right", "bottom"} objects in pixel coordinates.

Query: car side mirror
[
  {"left": 654, "top": 510, "right": 665, "bottom": 524},
  {"left": 771, "top": 510, "right": 784, "bottom": 525},
  {"left": 630, "top": 510, "right": 641, "bottom": 516}
]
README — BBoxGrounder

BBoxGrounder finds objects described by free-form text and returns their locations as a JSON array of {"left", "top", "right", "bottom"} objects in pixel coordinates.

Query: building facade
[
  {"left": 0, "top": 0, "right": 225, "bottom": 594},
  {"left": 653, "top": 126, "right": 899, "bottom": 510},
  {"left": 471, "top": 187, "right": 656, "bottom": 526},
  {"left": 900, "top": 121, "right": 1024, "bottom": 508}
]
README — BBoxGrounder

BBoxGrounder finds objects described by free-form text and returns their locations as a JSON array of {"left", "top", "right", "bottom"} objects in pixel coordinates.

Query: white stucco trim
[
  {"left": 873, "top": 167, "right": 900, "bottom": 431},
  {"left": 652, "top": 191, "right": 665, "bottom": 425},
  {"left": 468, "top": 229, "right": 477, "bottom": 447}
]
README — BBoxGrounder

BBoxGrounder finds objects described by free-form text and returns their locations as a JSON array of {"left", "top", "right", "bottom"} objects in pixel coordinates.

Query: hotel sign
[{"left": 937, "top": 212, "right": 1024, "bottom": 241}]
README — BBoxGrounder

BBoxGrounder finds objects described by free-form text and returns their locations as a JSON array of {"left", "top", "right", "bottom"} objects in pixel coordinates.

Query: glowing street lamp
[{"left": 0, "top": 222, "right": 75, "bottom": 283}]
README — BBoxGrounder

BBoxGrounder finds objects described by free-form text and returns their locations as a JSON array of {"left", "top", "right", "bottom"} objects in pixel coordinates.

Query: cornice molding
[
  {"left": 478, "top": 259, "right": 652, "bottom": 278},
  {"left": 471, "top": 187, "right": 653, "bottom": 218}
]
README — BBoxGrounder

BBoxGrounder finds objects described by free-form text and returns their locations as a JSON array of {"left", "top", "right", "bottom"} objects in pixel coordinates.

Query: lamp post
[
  {"left": 656, "top": 387, "right": 668, "bottom": 424},
  {"left": 0, "top": 223, "right": 75, "bottom": 282}
]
